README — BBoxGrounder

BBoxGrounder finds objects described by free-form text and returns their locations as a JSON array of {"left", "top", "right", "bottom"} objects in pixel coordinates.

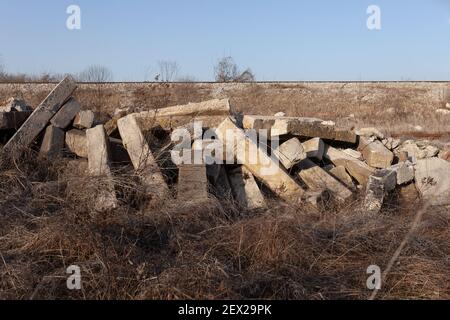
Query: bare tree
[
  {"left": 78, "top": 65, "right": 113, "bottom": 82},
  {"left": 157, "top": 60, "right": 179, "bottom": 82},
  {"left": 214, "top": 56, "right": 255, "bottom": 82}
]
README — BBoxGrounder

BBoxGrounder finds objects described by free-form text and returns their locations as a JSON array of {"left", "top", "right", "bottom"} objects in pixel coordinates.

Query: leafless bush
[
  {"left": 156, "top": 61, "right": 180, "bottom": 82},
  {"left": 214, "top": 56, "right": 255, "bottom": 82},
  {"left": 77, "top": 65, "right": 113, "bottom": 83}
]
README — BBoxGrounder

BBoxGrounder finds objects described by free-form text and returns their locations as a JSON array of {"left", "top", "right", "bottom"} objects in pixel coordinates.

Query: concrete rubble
[{"left": 2, "top": 78, "right": 450, "bottom": 213}]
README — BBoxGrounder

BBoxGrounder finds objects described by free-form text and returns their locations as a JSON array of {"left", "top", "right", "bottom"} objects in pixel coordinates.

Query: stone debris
[
  {"left": 51, "top": 98, "right": 81, "bottom": 129},
  {"left": 358, "top": 136, "right": 394, "bottom": 169},
  {"left": 39, "top": 125, "right": 65, "bottom": 159},
  {"left": 73, "top": 110, "right": 95, "bottom": 129},
  {"left": 228, "top": 166, "right": 267, "bottom": 210},
  {"left": 273, "top": 137, "right": 306, "bottom": 169},
  {"left": 302, "top": 138, "right": 324, "bottom": 160},
  {"left": 2, "top": 79, "right": 450, "bottom": 212},
  {"left": 3, "top": 76, "right": 77, "bottom": 156}
]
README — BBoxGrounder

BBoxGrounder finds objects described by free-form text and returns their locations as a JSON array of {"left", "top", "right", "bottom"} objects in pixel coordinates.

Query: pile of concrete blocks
[{"left": 1, "top": 77, "right": 450, "bottom": 213}]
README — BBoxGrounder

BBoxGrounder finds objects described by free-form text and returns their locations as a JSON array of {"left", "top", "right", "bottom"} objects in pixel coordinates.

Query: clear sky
[{"left": 1, "top": 0, "right": 449, "bottom": 81}]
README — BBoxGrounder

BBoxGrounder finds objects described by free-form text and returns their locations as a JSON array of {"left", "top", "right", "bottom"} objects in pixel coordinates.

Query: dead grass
[{"left": 0, "top": 150, "right": 448, "bottom": 300}]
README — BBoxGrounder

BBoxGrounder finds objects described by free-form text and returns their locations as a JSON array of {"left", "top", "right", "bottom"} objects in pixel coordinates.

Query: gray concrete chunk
[
  {"left": 302, "top": 137, "right": 325, "bottom": 160},
  {"left": 415, "top": 158, "right": 450, "bottom": 206},
  {"left": 50, "top": 97, "right": 81, "bottom": 129},
  {"left": 39, "top": 125, "right": 65, "bottom": 159},
  {"left": 229, "top": 166, "right": 267, "bottom": 210},
  {"left": 73, "top": 110, "right": 95, "bottom": 129},
  {"left": 273, "top": 137, "right": 306, "bottom": 169}
]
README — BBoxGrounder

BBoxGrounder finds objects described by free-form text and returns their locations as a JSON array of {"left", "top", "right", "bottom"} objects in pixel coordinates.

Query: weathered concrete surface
[
  {"left": 324, "top": 145, "right": 376, "bottom": 186},
  {"left": 0, "top": 111, "right": 32, "bottom": 130},
  {"left": 3, "top": 76, "right": 77, "bottom": 155},
  {"left": 228, "top": 166, "right": 267, "bottom": 210},
  {"left": 215, "top": 117, "right": 306, "bottom": 202},
  {"left": 363, "top": 169, "right": 397, "bottom": 214},
  {"left": 65, "top": 129, "right": 88, "bottom": 158},
  {"left": 355, "top": 127, "right": 385, "bottom": 140},
  {"left": 302, "top": 137, "right": 324, "bottom": 160},
  {"left": 397, "top": 141, "right": 440, "bottom": 163},
  {"left": 358, "top": 136, "right": 394, "bottom": 169},
  {"left": 242, "top": 115, "right": 357, "bottom": 143},
  {"left": 273, "top": 138, "right": 306, "bottom": 170},
  {"left": 86, "top": 125, "right": 112, "bottom": 176},
  {"left": 177, "top": 164, "right": 209, "bottom": 202},
  {"left": 73, "top": 110, "right": 95, "bottom": 129},
  {"left": 415, "top": 158, "right": 450, "bottom": 206},
  {"left": 298, "top": 159, "right": 353, "bottom": 202},
  {"left": 117, "top": 114, "right": 169, "bottom": 198},
  {"left": 39, "top": 125, "right": 65, "bottom": 159},
  {"left": 342, "top": 148, "right": 363, "bottom": 160},
  {"left": 192, "top": 139, "right": 225, "bottom": 164},
  {"left": 389, "top": 162, "right": 414, "bottom": 185},
  {"left": 136, "top": 99, "right": 231, "bottom": 130},
  {"left": 50, "top": 97, "right": 81, "bottom": 129},
  {"left": 86, "top": 125, "right": 118, "bottom": 211},
  {"left": 329, "top": 166, "right": 355, "bottom": 189}
]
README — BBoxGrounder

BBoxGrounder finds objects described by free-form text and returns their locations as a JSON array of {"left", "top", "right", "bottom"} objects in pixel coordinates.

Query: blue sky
[{"left": 0, "top": 0, "right": 449, "bottom": 81}]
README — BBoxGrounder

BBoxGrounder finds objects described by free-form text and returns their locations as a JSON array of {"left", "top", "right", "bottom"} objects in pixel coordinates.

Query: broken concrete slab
[
  {"left": 3, "top": 76, "right": 77, "bottom": 156},
  {"left": 329, "top": 165, "right": 355, "bottom": 189},
  {"left": 65, "top": 129, "right": 88, "bottom": 158},
  {"left": 302, "top": 137, "right": 324, "bottom": 160},
  {"left": 73, "top": 110, "right": 95, "bottom": 129},
  {"left": 415, "top": 158, "right": 450, "bottom": 206},
  {"left": 397, "top": 140, "right": 440, "bottom": 163},
  {"left": 215, "top": 117, "right": 306, "bottom": 202},
  {"left": 324, "top": 145, "right": 376, "bottom": 186},
  {"left": 273, "top": 137, "right": 306, "bottom": 170},
  {"left": 228, "top": 166, "right": 267, "bottom": 210},
  {"left": 177, "top": 164, "right": 209, "bottom": 202},
  {"left": 363, "top": 169, "right": 397, "bottom": 214},
  {"left": 297, "top": 159, "right": 353, "bottom": 203},
  {"left": 117, "top": 114, "right": 169, "bottom": 198},
  {"left": 39, "top": 125, "right": 65, "bottom": 159},
  {"left": 0, "top": 111, "right": 32, "bottom": 130},
  {"left": 86, "top": 125, "right": 118, "bottom": 211},
  {"left": 242, "top": 115, "right": 357, "bottom": 143},
  {"left": 358, "top": 136, "right": 394, "bottom": 169},
  {"left": 50, "top": 97, "right": 81, "bottom": 129}
]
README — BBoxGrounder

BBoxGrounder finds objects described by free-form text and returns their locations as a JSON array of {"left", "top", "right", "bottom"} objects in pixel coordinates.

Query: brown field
[{"left": 0, "top": 82, "right": 449, "bottom": 300}]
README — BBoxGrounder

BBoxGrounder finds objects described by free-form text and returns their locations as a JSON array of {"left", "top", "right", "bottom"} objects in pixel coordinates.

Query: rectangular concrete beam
[
  {"left": 0, "top": 111, "right": 32, "bottom": 130},
  {"left": 177, "top": 164, "right": 209, "bottom": 202},
  {"left": 135, "top": 99, "right": 231, "bottom": 130},
  {"left": 50, "top": 97, "right": 81, "bottom": 129},
  {"left": 297, "top": 159, "right": 353, "bottom": 202},
  {"left": 228, "top": 166, "right": 267, "bottom": 210},
  {"left": 73, "top": 110, "right": 95, "bottom": 129},
  {"left": 39, "top": 125, "right": 65, "bottom": 159},
  {"left": 215, "top": 117, "right": 306, "bottom": 202},
  {"left": 302, "top": 137, "right": 325, "bottom": 160},
  {"left": 242, "top": 115, "right": 357, "bottom": 143},
  {"left": 86, "top": 125, "right": 118, "bottom": 211},
  {"left": 3, "top": 76, "right": 77, "bottom": 156},
  {"left": 273, "top": 137, "right": 306, "bottom": 170},
  {"left": 117, "top": 114, "right": 169, "bottom": 198},
  {"left": 324, "top": 145, "right": 376, "bottom": 186}
]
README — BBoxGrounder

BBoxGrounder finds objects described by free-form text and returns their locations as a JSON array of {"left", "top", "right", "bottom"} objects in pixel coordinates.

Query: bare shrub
[
  {"left": 214, "top": 56, "right": 255, "bottom": 82},
  {"left": 156, "top": 61, "right": 180, "bottom": 82},
  {"left": 77, "top": 65, "right": 113, "bottom": 83}
]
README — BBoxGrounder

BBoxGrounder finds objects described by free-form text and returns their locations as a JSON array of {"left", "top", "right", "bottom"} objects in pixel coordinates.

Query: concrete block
[
  {"left": 302, "top": 137, "right": 324, "bottom": 160},
  {"left": 298, "top": 159, "right": 353, "bottom": 203},
  {"left": 358, "top": 136, "right": 394, "bottom": 169},
  {"left": 50, "top": 97, "right": 81, "bottom": 129},
  {"left": 329, "top": 166, "right": 355, "bottom": 189},
  {"left": 415, "top": 158, "right": 450, "bottom": 206},
  {"left": 3, "top": 76, "right": 77, "bottom": 156},
  {"left": 273, "top": 138, "right": 306, "bottom": 169},
  {"left": 363, "top": 169, "right": 397, "bottom": 214},
  {"left": 228, "top": 166, "right": 267, "bottom": 210},
  {"left": 73, "top": 110, "right": 95, "bottom": 129},
  {"left": 39, "top": 125, "right": 65, "bottom": 159},
  {"left": 65, "top": 129, "right": 88, "bottom": 158},
  {"left": 177, "top": 164, "right": 209, "bottom": 202},
  {"left": 215, "top": 117, "right": 306, "bottom": 203}
]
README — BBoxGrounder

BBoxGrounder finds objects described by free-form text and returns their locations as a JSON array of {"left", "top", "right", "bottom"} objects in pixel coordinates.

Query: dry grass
[{"left": 0, "top": 150, "right": 448, "bottom": 300}]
